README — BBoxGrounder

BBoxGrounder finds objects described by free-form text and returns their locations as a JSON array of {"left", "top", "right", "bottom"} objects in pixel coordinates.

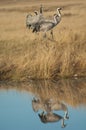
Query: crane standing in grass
[
  {"left": 32, "top": 8, "right": 62, "bottom": 38},
  {"left": 26, "top": 5, "right": 44, "bottom": 29}
]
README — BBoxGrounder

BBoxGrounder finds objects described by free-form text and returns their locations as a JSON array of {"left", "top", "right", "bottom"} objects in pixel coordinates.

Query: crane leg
[{"left": 50, "top": 30, "right": 54, "bottom": 39}]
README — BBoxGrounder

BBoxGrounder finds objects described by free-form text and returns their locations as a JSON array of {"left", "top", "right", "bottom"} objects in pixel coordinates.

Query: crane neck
[
  {"left": 57, "top": 9, "right": 61, "bottom": 17},
  {"left": 54, "top": 15, "right": 58, "bottom": 25},
  {"left": 40, "top": 5, "right": 43, "bottom": 14},
  {"left": 54, "top": 9, "right": 62, "bottom": 24}
]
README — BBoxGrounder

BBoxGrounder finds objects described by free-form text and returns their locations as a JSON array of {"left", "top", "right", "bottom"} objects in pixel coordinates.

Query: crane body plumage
[
  {"left": 26, "top": 6, "right": 62, "bottom": 38},
  {"left": 32, "top": 8, "right": 62, "bottom": 38},
  {"left": 26, "top": 5, "right": 44, "bottom": 29}
]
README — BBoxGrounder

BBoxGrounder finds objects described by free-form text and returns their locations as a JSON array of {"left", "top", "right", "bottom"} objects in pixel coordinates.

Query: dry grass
[{"left": 0, "top": 0, "right": 86, "bottom": 80}]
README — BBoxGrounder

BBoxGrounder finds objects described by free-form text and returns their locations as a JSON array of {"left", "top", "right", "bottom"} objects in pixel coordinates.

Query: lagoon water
[{"left": 0, "top": 79, "right": 86, "bottom": 130}]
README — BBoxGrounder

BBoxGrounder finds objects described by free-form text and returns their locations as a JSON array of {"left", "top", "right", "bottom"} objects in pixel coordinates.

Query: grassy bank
[{"left": 0, "top": 0, "right": 86, "bottom": 81}]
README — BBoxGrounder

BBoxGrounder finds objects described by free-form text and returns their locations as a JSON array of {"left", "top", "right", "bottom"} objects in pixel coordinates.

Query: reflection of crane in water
[
  {"left": 39, "top": 111, "right": 66, "bottom": 128},
  {"left": 32, "top": 97, "right": 69, "bottom": 119},
  {"left": 32, "top": 97, "right": 69, "bottom": 127}
]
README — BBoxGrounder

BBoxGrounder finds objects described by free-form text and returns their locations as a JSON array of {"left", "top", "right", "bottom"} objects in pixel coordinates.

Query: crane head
[
  {"left": 34, "top": 11, "right": 39, "bottom": 15},
  {"left": 57, "top": 7, "right": 62, "bottom": 11}
]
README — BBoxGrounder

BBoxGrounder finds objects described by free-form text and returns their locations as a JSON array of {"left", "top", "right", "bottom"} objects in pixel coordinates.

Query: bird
[
  {"left": 26, "top": 5, "right": 44, "bottom": 30},
  {"left": 32, "top": 7, "right": 62, "bottom": 38}
]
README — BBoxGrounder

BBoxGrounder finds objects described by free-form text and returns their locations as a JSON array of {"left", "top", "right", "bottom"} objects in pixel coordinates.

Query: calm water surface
[{"left": 0, "top": 78, "right": 86, "bottom": 130}]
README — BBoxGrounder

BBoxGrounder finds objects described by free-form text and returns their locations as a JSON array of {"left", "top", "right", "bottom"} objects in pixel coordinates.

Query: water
[{"left": 0, "top": 78, "right": 86, "bottom": 130}]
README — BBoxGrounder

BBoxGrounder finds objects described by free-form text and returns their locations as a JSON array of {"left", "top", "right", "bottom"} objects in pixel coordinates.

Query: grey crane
[
  {"left": 26, "top": 5, "right": 44, "bottom": 30},
  {"left": 32, "top": 8, "right": 62, "bottom": 38}
]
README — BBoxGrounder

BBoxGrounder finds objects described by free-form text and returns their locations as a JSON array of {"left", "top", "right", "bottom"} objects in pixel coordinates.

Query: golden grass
[{"left": 0, "top": 0, "right": 86, "bottom": 80}]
